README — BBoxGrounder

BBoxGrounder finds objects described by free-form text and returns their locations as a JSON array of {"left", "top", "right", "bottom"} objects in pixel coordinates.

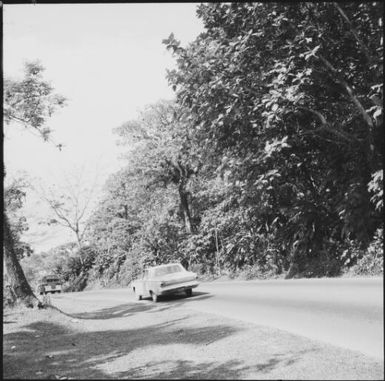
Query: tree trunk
[
  {"left": 285, "top": 262, "right": 299, "bottom": 279},
  {"left": 178, "top": 181, "right": 195, "bottom": 234},
  {"left": 3, "top": 212, "right": 41, "bottom": 308},
  {"left": 214, "top": 227, "right": 220, "bottom": 275},
  {"left": 285, "top": 242, "right": 303, "bottom": 279},
  {"left": 75, "top": 233, "right": 85, "bottom": 267}
]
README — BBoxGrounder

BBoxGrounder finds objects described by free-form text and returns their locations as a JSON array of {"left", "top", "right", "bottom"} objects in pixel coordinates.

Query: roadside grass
[{"left": 3, "top": 304, "right": 242, "bottom": 379}]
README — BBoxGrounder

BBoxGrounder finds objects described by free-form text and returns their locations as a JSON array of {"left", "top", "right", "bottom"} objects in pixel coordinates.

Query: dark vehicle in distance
[{"left": 37, "top": 275, "right": 62, "bottom": 295}]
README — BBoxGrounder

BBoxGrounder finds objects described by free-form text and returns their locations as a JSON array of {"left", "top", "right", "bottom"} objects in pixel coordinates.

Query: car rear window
[
  {"left": 43, "top": 277, "right": 60, "bottom": 283},
  {"left": 153, "top": 265, "right": 183, "bottom": 276}
]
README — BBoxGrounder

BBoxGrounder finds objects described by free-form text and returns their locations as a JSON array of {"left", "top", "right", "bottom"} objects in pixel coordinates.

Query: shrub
[
  {"left": 118, "top": 247, "right": 145, "bottom": 286},
  {"left": 236, "top": 264, "right": 281, "bottom": 280},
  {"left": 347, "top": 228, "right": 383, "bottom": 276},
  {"left": 3, "top": 284, "right": 16, "bottom": 308}
]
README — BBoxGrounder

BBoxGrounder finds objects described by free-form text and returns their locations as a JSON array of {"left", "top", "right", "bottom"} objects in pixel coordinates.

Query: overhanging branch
[
  {"left": 289, "top": 107, "right": 360, "bottom": 145},
  {"left": 333, "top": 3, "right": 374, "bottom": 65},
  {"left": 318, "top": 54, "right": 374, "bottom": 132}
]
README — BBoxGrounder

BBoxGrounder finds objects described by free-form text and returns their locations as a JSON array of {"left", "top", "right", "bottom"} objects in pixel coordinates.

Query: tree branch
[
  {"left": 48, "top": 203, "right": 75, "bottom": 230},
  {"left": 297, "top": 107, "right": 327, "bottom": 125},
  {"left": 333, "top": 3, "right": 373, "bottom": 65},
  {"left": 6, "top": 114, "right": 63, "bottom": 149},
  {"left": 291, "top": 107, "right": 361, "bottom": 144},
  {"left": 318, "top": 54, "right": 374, "bottom": 131}
]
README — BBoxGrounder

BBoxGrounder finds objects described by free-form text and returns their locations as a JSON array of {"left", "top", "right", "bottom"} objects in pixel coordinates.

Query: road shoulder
[{"left": 3, "top": 300, "right": 384, "bottom": 379}]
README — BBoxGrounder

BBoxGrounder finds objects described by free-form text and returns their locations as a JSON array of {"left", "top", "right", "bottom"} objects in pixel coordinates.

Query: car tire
[
  {"left": 133, "top": 288, "right": 142, "bottom": 301},
  {"left": 150, "top": 291, "right": 158, "bottom": 303},
  {"left": 185, "top": 289, "right": 192, "bottom": 297}
]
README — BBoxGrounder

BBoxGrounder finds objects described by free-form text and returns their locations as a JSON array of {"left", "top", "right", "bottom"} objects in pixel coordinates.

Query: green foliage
[
  {"left": 4, "top": 61, "right": 66, "bottom": 141},
  {"left": 55, "top": 4, "right": 382, "bottom": 285},
  {"left": 161, "top": 2, "right": 383, "bottom": 277},
  {"left": 345, "top": 227, "right": 383, "bottom": 276},
  {"left": 236, "top": 264, "right": 282, "bottom": 281},
  {"left": 21, "top": 242, "right": 74, "bottom": 287},
  {"left": 4, "top": 177, "right": 34, "bottom": 260},
  {"left": 80, "top": 100, "right": 201, "bottom": 284},
  {"left": 4, "top": 60, "right": 67, "bottom": 307},
  {"left": 21, "top": 242, "right": 99, "bottom": 292},
  {"left": 117, "top": 245, "right": 145, "bottom": 286},
  {"left": 368, "top": 170, "right": 383, "bottom": 212}
]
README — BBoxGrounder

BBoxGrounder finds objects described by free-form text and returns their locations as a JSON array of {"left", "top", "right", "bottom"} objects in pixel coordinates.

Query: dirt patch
[{"left": 3, "top": 298, "right": 384, "bottom": 380}]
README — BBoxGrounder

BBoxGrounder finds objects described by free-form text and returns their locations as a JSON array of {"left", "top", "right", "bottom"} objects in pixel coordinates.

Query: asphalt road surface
[
  {"left": 187, "top": 277, "right": 383, "bottom": 359},
  {"left": 52, "top": 276, "right": 383, "bottom": 360}
]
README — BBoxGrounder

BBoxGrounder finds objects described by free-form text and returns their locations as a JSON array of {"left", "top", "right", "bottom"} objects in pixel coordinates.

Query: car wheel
[
  {"left": 150, "top": 291, "right": 158, "bottom": 303},
  {"left": 133, "top": 288, "right": 142, "bottom": 301},
  {"left": 185, "top": 289, "right": 192, "bottom": 297}
]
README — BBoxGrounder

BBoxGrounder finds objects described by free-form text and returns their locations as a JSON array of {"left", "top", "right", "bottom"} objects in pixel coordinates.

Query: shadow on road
[
  {"left": 60, "top": 291, "right": 212, "bottom": 320},
  {"left": 157, "top": 290, "right": 211, "bottom": 303},
  {"left": 117, "top": 359, "right": 249, "bottom": 379},
  {"left": 3, "top": 316, "right": 243, "bottom": 379},
  {"left": 69, "top": 302, "right": 158, "bottom": 320}
]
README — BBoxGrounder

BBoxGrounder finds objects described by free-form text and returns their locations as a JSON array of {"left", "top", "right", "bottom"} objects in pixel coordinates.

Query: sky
[{"left": 3, "top": 3, "right": 204, "bottom": 252}]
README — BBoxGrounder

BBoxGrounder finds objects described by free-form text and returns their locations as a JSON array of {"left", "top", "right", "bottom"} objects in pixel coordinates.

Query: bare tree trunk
[
  {"left": 3, "top": 212, "right": 41, "bottom": 308},
  {"left": 76, "top": 235, "right": 84, "bottom": 267}
]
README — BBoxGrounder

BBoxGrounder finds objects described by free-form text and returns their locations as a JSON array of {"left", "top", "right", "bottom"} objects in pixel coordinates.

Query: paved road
[
  {"left": 188, "top": 277, "right": 383, "bottom": 359},
  {"left": 52, "top": 277, "right": 383, "bottom": 359}
]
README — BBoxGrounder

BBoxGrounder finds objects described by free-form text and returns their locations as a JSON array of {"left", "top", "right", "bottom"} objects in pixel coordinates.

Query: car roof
[
  {"left": 42, "top": 275, "right": 60, "bottom": 280},
  {"left": 147, "top": 263, "right": 182, "bottom": 270}
]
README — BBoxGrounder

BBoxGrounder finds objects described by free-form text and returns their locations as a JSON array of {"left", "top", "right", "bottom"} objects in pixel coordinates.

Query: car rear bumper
[{"left": 158, "top": 281, "right": 199, "bottom": 295}]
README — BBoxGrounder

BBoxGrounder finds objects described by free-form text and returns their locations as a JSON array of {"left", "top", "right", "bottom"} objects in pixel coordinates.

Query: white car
[{"left": 132, "top": 263, "right": 199, "bottom": 302}]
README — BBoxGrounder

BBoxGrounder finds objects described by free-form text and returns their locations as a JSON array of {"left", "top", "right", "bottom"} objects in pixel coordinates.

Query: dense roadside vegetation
[{"left": 7, "top": 3, "right": 383, "bottom": 294}]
